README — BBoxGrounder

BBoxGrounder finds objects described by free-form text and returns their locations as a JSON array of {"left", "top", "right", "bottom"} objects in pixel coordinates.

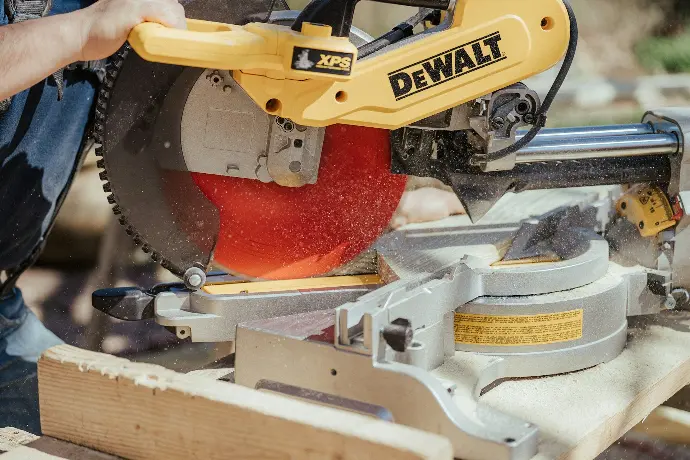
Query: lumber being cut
[{"left": 38, "top": 345, "right": 452, "bottom": 460}]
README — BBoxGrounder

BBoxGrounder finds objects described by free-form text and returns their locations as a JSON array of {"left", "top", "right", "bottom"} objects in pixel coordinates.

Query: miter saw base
[{"left": 94, "top": 199, "right": 668, "bottom": 460}]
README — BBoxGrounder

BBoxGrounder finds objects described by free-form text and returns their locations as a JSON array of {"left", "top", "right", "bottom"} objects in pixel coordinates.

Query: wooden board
[
  {"left": 37, "top": 345, "right": 453, "bottom": 460},
  {"left": 1, "top": 437, "right": 119, "bottom": 460},
  {"left": 473, "top": 313, "right": 690, "bottom": 459}
]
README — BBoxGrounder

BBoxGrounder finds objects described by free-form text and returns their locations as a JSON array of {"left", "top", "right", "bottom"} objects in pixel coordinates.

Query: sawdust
[{"left": 0, "top": 427, "right": 38, "bottom": 453}]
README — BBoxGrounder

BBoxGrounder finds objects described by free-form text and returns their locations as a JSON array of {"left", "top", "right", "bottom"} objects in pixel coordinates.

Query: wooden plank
[
  {"left": 465, "top": 313, "right": 690, "bottom": 460},
  {"left": 0, "top": 428, "right": 116, "bottom": 460},
  {"left": 0, "top": 427, "right": 38, "bottom": 453},
  {"left": 1, "top": 437, "right": 119, "bottom": 460},
  {"left": 38, "top": 345, "right": 452, "bottom": 460}
]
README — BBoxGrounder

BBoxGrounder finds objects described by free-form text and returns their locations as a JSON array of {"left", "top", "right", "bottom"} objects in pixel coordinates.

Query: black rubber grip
[{"left": 92, "top": 287, "right": 156, "bottom": 321}]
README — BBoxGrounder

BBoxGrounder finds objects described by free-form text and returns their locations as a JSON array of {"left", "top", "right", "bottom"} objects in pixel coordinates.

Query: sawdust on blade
[{"left": 192, "top": 125, "right": 407, "bottom": 279}]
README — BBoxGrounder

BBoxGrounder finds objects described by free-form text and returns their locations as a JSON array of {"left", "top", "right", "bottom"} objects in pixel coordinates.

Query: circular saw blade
[{"left": 192, "top": 125, "right": 406, "bottom": 279}]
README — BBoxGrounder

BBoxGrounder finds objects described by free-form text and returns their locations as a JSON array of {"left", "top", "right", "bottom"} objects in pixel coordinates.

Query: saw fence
[{"left": 3, "top": 322, "right": 690, "bottom": 460}]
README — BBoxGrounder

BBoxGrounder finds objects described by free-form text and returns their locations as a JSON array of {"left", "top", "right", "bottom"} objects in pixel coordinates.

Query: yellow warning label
[{"left": 454, "top": 310, "right": 583, "bottom": 346}]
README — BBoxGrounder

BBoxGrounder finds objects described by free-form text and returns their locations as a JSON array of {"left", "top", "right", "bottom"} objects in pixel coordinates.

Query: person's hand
[
  {"left": 75, "top": 0, "right": 186, "bottom": 61},
  {"left": 390, "top": 187, "right": 466, "bottom": 230}
]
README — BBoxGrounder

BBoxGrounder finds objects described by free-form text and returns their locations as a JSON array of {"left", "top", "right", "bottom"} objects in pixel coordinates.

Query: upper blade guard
[{"left": 97, "top": 4, "right": 406, "bottom": 281}]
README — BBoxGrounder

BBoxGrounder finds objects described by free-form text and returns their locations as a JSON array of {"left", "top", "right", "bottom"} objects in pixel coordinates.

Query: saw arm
[{"left": 127, "top": 0, "right": 571, "bottom": 129}]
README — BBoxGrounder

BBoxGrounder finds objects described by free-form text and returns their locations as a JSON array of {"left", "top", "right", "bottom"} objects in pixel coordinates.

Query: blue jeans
[
  {"left": 0, "top": 290, "right": 62, "bottom": 434},
  {"left": 0, "top": 0, "right": 97, "bottom": 434}
]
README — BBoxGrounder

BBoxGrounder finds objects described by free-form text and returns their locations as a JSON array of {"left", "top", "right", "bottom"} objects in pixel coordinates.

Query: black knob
[{"left": 383, "top": 318, "right": 413, "bottom": 352}]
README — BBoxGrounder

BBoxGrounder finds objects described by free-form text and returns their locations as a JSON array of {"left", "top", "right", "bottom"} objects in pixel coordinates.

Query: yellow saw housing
[{"left": 128, "top": 0, "right": 570, "bottom": 129}]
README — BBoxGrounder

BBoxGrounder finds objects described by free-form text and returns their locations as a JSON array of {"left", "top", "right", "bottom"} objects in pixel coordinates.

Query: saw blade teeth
[
  {"left": 160, "top": 260, "right": 175, "bottom": 272},
  {"left": 132, "top": 236, "right": 142, "bottom": 245},
  {"left": 93, "top": 41, "right": 197, "bottom": 282}
]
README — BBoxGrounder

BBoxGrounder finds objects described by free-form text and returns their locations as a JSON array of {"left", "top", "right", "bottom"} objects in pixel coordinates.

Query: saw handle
[
  {"left": 127, "top": 19, "right": 270, "bottom": 69},
  {"left": 92, "top": 282, "right": 183, "bottom": 321},
  {"left": 92, "top": 287, "right": 156, "bottom": 321}
]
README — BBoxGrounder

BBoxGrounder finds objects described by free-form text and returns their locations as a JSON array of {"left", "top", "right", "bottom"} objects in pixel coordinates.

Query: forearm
[{"left": 0, "top": 12, "right": 85, "bottom": 100}]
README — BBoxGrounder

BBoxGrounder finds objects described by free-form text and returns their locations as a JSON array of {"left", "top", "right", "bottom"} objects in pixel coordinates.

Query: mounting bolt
[
  {"left": 665, "top": 294, "right": 677, "bottom": 310},
  {"left": 183, "top": 267, "right": 206, "bottom": 290},
  {"left": 672, "top": 288, "right": 690, "bottom": 310},
  {"left": 491, "top": 117, "right": 505, "bottom": 130},
  {"left": 289, "top": 161, "right": 302, "bottom": 173},
  {"left": 524, "top": 113, "right": 535, "bottom": 124},
  {"left": 207, "top": 71, "right": 223, "bottom": 87},
  {"left": 383, "top": 318, "right": 413, "bottom": 352}
]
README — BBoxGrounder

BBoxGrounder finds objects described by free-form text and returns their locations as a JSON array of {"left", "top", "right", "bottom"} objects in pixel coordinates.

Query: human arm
[{"left": 0, "top": 0, "right": 186, "bottom": 101}]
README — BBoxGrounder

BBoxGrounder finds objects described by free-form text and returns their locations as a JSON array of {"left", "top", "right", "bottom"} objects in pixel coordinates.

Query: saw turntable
[{"left": 89, "top": 0, "right": 690, "bottom": 458}]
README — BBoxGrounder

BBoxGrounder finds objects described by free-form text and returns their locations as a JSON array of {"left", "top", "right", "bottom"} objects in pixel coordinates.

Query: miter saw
[{"left": 89, "top": 0, "right": 690, "bottom": 458}]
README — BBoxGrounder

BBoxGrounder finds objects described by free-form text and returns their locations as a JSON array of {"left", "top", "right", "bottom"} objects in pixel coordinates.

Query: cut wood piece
[
  {"left": 469, "top": 313, "right": 690, "bottom": 460},
  {"left": 0, "top": 436, "right": 119, "bottom": 460},
  {"left": 632, "top": 405, "right": 690, "bottom": 445},
  {"left": 0, "top": 427, "right": 38, "bottom": 453},
  {"left": 38, "top": 345, "right": 453, "bottom": 460}
]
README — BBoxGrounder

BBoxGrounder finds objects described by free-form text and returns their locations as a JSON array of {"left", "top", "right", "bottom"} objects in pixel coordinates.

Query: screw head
[
  {"left": 289, "top": 161, "right": 302, "bottom": 173},
  {"left": 665, "top": 295, "right": 677, "bottom": 310},
  {"left": 183, "top": 267, "right": 206, "bottom": 290},
  {"left": 491, "top": 117, "right": 505, "bottom": 129}
]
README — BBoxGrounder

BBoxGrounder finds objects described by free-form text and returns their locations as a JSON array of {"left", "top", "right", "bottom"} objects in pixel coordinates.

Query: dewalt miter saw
[
  {"left": 92, "top": 0, "right": 575, "bottom": 284},
  {"left": 90, "top": 0, "right": 690, "bottom": 458}
]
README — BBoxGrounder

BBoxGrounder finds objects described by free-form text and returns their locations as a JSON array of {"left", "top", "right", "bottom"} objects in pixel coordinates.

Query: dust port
[
  {"left": 335, "top": 91, "right": 348, "bottom": 103},
  {"left": 177, "top": 327, "right": 191, "bottom": 339},
  {"left": 541, "top": 17, "right": 554, "bottom": 30},
  {"left": 266, "top": 98, "right": 282, "bottom": 114}
]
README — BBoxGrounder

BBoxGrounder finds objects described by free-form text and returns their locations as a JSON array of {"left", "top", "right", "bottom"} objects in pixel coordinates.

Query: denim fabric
[
  {"left": 0, "top": 0, "right": 98, "bottom": 270},
  {"left": 0, "top": 290, "right": 63, "bottom": 434},
  {"left": 0, "top": 0, "right": 97, "bottom": 434}
]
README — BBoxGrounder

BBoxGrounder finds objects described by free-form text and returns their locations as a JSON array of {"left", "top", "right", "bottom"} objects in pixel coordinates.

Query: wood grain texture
[
  {"left": 473, "top": 314, "right": 690, "bottom": 459},
  {"left": 38, "top": 345, "right": 453, "bottom": 460}
]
